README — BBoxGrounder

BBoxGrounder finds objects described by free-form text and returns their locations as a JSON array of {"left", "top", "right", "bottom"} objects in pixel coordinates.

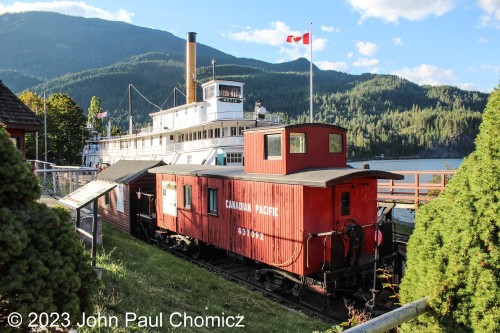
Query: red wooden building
[
  {"left": 0, "top": 81, "right": 42, "bottom": 155},
  {"left": 149, "top": 124, "right": 403, "bottom": 278},
  {"left": 97, "top": 160, "right": 164, "bottom": 235}
]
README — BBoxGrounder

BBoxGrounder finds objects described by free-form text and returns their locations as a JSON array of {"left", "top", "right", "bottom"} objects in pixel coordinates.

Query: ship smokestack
[{"left": 186, "top": 32, "right": 197, "bottom": 104}]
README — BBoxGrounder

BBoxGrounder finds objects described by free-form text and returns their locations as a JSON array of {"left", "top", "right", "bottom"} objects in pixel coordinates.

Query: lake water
[
  {"left": 349, "top": 158, "right": 464, "bottom": 222},
  {"left": 348, "top": 158, "right": 463, "bottom": 172}
]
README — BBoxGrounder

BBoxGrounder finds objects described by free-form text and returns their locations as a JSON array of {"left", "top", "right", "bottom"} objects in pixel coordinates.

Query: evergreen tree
[
  {"left": 399, "top": 86, "right": 500, "bottom": 332},
  {"left": 0, "top": 127, "right": 97, "bottom": 331}
]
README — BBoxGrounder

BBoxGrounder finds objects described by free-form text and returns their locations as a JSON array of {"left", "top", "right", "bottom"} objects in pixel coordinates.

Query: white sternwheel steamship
[{"left": 82, "top": 32, "right": 280, "bottom": 169}]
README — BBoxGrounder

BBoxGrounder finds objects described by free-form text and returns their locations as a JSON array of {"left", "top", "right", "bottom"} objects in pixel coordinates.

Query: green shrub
[
  {"left": 0, "top": 127, "right": 98, "bottom": 331},
  {"left": 399, "top": 86, "right": 500, "bottom": 332}
]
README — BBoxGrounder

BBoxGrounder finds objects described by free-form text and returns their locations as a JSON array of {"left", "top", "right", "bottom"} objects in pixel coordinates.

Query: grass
[{"left": 79, "top": 223, "right": 330, "bottom": 333}]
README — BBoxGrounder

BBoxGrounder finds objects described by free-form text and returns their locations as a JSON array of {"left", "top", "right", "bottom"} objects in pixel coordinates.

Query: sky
[{"left": 1, "top": 0, "right": 499, "bottom": 92}]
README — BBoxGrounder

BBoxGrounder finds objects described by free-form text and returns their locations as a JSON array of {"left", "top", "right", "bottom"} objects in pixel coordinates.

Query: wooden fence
[{"left": 377, "top": 170, "right": 456, "bottom": 209}]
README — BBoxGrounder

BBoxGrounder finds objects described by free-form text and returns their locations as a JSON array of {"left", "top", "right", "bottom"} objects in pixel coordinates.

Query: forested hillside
[{"left": 0, "top": 12, "right": 490, "bottom": 159}]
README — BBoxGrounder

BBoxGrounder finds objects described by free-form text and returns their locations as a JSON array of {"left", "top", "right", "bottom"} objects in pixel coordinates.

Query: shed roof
[
  {"left": 97, "top": 160, "right": 165, "bottom": 184},
  {"left": 148, "top": 165, "right": 403, "bottom": 187},
  {"left": 0, "top": 81, "right": 43, "bottom": 131}
]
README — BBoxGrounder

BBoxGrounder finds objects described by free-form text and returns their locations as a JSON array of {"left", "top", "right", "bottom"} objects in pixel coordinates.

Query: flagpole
[{"left": 309, "top": 21, "right": 313, "bottom": 123}]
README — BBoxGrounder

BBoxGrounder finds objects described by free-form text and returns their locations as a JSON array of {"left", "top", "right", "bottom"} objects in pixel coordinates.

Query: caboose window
[
  {"left": 265, "top": 134, "right": 282, "bottom": 159},
  {"left": 207, "top": 188, "right": 218, "bottom": 215},
  {"left": 290, "top": 133, "right": 306, "bottom": 154},
  {"left": 340, "top": 192, "right": 350, "bottom": 216},
  {"left": 183, "top": 185, "right": 192, "bottom": 209},
  {"left": 329, "top": 133, "right": 343, "bottom": 153}
]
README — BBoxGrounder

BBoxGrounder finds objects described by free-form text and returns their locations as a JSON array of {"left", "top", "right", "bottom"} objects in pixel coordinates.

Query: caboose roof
[
  {"left": 243, "top": 122, "right": 347, "bottom": 133},
  {"left": 148, "top": 165, "right": 403, "bottom": 187}
]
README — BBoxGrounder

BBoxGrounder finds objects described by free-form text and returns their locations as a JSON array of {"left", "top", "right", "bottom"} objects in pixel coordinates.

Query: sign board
[
  {"left": 116, "top": 183, "right": 124, "bottom": 213},
  {"left": 162, "top": 180, "right": 177, "bottom": 217},
  {"left": 59, "top": 180, "right": 116, "bottom": 209}
]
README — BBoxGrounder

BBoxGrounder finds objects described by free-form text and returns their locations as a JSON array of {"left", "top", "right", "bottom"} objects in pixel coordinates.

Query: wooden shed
[{"left": 96, "top": 160, "right": 164, "bottom": 235}]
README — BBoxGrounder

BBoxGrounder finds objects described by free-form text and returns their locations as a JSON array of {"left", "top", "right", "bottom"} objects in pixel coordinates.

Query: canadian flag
[{"left": 286, "top": 33, "right": 310, "bottom": 45}]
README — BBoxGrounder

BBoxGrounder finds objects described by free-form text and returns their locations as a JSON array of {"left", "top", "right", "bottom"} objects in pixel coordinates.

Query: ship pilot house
[{"left": 149, "top": 123, "right": 403, "bottom": 279}]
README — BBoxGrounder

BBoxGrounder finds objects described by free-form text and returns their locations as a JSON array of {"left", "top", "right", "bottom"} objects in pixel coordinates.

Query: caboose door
[{"left": 334, "top": 184, "right": 353, "bottom": 232}]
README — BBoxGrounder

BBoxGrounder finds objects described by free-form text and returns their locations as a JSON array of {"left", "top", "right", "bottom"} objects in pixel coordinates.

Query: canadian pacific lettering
[{"left": 225, "top": 199, "right": 278, "bottom": 217}]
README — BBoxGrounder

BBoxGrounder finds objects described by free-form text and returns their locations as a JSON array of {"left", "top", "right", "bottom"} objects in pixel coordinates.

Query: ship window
[
  {"left": 329, "top": 134, "right": 343, "bottom": 153},
  {"left": 207, "top": 188, "right": 218, "bottom": 215},
  {"left": 209, "top": 129, "right": 213, "bottom": 138},
  {"left": 183, "top": 185, "right": 192, "bottom": 209},
  {"left": 204, "top": 84, "right": 215, "bottom": 100},
  {"left": 340, "top": 192, "right": 350, "bottom": 216},
  {"left": 198, "top": 131, "right": 201, "bottom": 140},
  {"left": 170, "top": 135, "right": 174, "bottom": 141},
  {"left": 290, "top": 133, "right": 306, "bottom": 154},
  {"left": 239, "top": 127, "right": 244, "bottom": 136},
  {"left": 230, "top": 127, "right": 237, "bottom": 136},
  {"left": 227, "top": 152, "right": 243, "bottom": 164},
  {"left": 159, "top": 135, "right": 162, "bottom": 145},
  {"left": 215, "top": 128, "right": 221, "bottom": 138},
  {"left": 265, "top": 134, "right": 282, "bottom": 160},
  {"left": 203, "top": 130, "right": 207, "bottom": 139},
  {"left": 219, "top": 85, "right": 241, "bottom": 98}
]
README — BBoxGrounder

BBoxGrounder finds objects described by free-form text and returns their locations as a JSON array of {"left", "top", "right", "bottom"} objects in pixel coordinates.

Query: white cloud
[
  {"left": 352, "top": 57, "right": 380, "bottom": 73},
  {"left": 391, "top": 64, "right": 457, "bottom": 85},
  {"left": 321, "top": 25, "right": 340, "bottom": 33},
  {"left": 356, "top": 41, "right": 379, "bottom": 56},
  {"left": 347, "top": 52, "right": 354, "bottom": 58},
  {"left": 315, "top": 61, "right": 349, "bottom": 72},
  {"left": 229, "top": 21, "right": 296, "bottom": 46},
  {"left": 477, "top": 0, "right": 500, "bottom": 28},
  {"left": 0, "top": 1, "right": 134, "bottom": 22},
  {"left": 347, "top": 0, "right": 457, "bottom": 23},
  {"left": 393, "top": 37, "right": 403, "bottom": 45}
]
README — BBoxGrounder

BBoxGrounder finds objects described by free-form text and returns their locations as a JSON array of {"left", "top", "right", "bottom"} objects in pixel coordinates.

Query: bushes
[
  {"left": 399, "top": 86, "right": 500, "bottom": 332},
  {"left": 0, "top": 127, "right": 97, "bottom": 331}
]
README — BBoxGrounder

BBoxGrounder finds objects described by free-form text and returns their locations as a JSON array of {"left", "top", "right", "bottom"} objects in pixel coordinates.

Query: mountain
[
  {"left": 0, "top": 11, "right": 240, "bottom": 79},
  {"left": 0, "top": 12, "right": 490, "bottom": 159}
]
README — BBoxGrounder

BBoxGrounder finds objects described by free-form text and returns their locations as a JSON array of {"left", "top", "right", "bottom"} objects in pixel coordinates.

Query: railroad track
[{"left": 153, "top": 240, "right": 393, "bottom": 326}]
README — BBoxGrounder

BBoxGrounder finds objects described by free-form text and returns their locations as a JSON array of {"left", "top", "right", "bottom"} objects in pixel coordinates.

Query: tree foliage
[
  {"left": 0, "top": 127, "right": 98, "bottom": 331},
  {"left": 399, "top": 85, "right": 500, "bottom": 332},
  {"left": 87, "top": 96, "right": 103, "bottom": 134},
  {"left": 19, "top": 91, "right": 86, "bottom": 165}
]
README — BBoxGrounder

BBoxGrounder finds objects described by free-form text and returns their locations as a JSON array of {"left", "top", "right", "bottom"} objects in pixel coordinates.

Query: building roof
[
  {"left": 148, "top": 164, "right": 404, "bottom": 187},
  {"left": 0, "top": 81, "right": 43, "bottom": 131},
  {"left": 97, "top": 160, "right": 165, "bottom": 184}
]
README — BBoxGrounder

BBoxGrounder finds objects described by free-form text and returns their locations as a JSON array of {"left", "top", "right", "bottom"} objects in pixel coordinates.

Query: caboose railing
[{"left": 377, "top": 170, "right": 456, "bottom": 209}]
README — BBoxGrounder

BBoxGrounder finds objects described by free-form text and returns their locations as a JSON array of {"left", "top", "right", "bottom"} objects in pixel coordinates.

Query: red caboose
[{"left": 149, "top": 123, "right": 402, "bottom": 286}]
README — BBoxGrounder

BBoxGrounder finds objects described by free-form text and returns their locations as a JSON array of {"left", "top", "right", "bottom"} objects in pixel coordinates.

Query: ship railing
[
  {"left": 28, "top": 160, "right": 98, "bottom": 198},
  {"left": 147, "top": 111, "right": 280, "bottom": 133},
  {"left": 377, "top": 170, "right": 456, "bottom": 209},
  {"left": 100, "top": 136, "right": 245, "bottom": 158}
]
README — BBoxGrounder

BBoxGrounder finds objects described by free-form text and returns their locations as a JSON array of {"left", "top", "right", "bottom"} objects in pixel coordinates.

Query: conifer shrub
[
  {"left": 399, "top": 86, "right": 500, "bottom": 332},
  {"left": 0, "top": 127, "right": 97, "bottom": 331}
]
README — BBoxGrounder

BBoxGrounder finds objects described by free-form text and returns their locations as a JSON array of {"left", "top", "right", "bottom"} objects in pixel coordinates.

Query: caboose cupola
[{"left": 243, "top": 123, "right": 347, "bottom": 175}]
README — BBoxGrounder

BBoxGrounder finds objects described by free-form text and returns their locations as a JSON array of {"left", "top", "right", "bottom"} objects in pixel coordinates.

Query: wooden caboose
[{"left": 149, "top": 124, "right": 402, "bottom": 278}]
